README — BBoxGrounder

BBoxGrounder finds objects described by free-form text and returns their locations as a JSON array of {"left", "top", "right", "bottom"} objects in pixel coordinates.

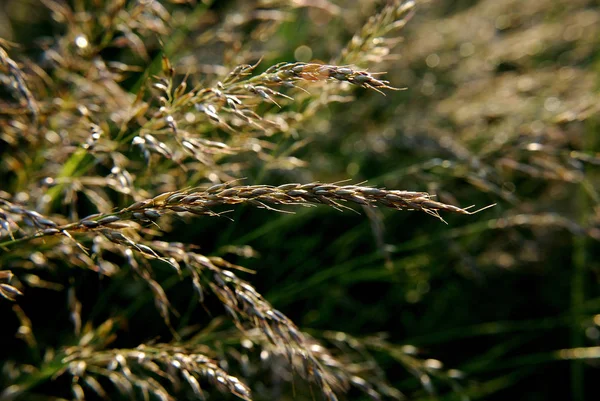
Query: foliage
[{"left": 1, "top": 0, "right": 599, "bottom": 400}]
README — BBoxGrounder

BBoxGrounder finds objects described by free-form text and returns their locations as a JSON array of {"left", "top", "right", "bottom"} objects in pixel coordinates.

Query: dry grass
[{"left": 1, "top": 0, "right": 598, "bottom": 400}]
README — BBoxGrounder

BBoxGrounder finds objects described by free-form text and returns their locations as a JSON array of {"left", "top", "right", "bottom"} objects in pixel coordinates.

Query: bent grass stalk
[{"left": 0, "top": 183, "right": 493, "bottom": 249}]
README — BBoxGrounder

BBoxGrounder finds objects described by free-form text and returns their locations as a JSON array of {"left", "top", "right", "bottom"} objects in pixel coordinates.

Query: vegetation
[{"left": 1, "top": 0, "right": 599, "bottom": 400}]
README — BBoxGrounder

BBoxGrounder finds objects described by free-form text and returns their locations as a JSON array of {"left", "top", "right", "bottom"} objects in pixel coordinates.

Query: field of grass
[{"left": 1, "top": 1, "right": 599, "bottom": 400}]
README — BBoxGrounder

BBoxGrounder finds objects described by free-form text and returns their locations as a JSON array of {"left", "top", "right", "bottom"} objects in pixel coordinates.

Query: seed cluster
[{"left": 56, "top": 345, "right": 252, "bottom": 401}]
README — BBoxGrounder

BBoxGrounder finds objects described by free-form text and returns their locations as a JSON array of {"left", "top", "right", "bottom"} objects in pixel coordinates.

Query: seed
[
  {"left": 218, "top": 188, "right": 239, "bottom": 197},
  {"left": 277, "top": 183, "right": 300, "bottom": 190},
  {"left": 352, "top": 74, "right": 371, "bottom": 84},
  {"left": 98, "top": 216, "right": 120, "bottom": 225},
  {"left": 287, "top": 190, "right": 307, "bottom": 197},
  {"left": 250, "top": 188, "right": 271, "bottom": 196},
  {"left": 144, "top": 210, "right": 161, "bottom": 219},
  {"left": 347, "top": 195, "right": 368, "bottom": 205},
  {"left": 314, "top": 185, "right": 336, "bottom": 191},
  {"left": 335, "top": 189, "right": 355, "bottom": 196},
  {"left": 166, "top": 193, "right": 187, "bottom": 204},
  {"left": 37, "top": 218, "right": 57, "bottom": 227},
  {"left": 384, "top": 194, "right": 408, "bottom": 203},
  {"left": 137, "top": 244, "right": 155, "bottom": 255},
  {"left": 181, "top": 196, "right": 201, "bottom": 204},
  {"left": 126, "top": 200, "right": 149, "bottom": 210},
  {"left": 81, "top": 220, "right": 99, "bottom": 228},
  {"left": 0, "top": 283, "right": 23, "bottom": 297}
]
